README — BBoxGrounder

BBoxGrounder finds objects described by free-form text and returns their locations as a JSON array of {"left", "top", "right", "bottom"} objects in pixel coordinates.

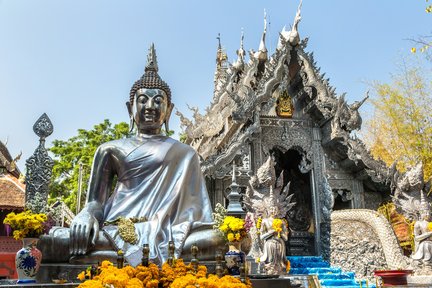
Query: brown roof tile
[
  {"left": 0, "top": 175, "right": 25, "bottom": 209},
  {"left": 0, "top": 141, "right": 21, "bottom": 177}
]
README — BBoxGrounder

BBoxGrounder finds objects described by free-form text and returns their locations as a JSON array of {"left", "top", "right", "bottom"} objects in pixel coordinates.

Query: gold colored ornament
[
  {"left": 276, "top": 90, "right": 294, "bottom": 118},
  {"left": 104, "top": 216, "right": 147, "bottom": 244},
  {"left": 117, "top": 217, "right": 138, "bottom": 244}
]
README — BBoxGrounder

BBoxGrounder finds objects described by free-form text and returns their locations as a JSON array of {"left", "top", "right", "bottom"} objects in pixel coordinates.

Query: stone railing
[{"left": 331, "top": 209, "right": 408, "bottom": 273}]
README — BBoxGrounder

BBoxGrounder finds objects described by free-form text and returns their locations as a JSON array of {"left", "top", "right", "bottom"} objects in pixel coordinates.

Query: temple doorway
[
  {"left": 332, "top": 189, "right": 353, "bottom": 210},
  {"left": 271, "top": 147, "right": 316, "bottom": 255}
]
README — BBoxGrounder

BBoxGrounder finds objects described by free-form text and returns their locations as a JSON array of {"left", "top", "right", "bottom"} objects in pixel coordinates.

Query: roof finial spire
[
  {"left": 288, "top": 0, "right": 302, "bottom": 46},
  {"left": 214, "top": 33, "right": 228, "bottom": 94},
  {"left": 240, "top": 28, "right": 244, "bottom": 51},
  {"left": 145, "top": 43, "right": 158, "bottom": 72},
  {"left": 217, "top": 33, "right": 222, "bottom": 50},
  {"left": 259, "top": 9, "right": 267, "bottom": 52},
  {"left": 233, "top": 29, "right": 246, "bottom": 71},
  {"left": 254, "top": 9, "right": 268, "bottom": 63}
]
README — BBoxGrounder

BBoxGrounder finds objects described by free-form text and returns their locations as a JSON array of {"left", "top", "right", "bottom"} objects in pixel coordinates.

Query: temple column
[
  {"left": 215, "top": 178, "right": 225, "bottom": 207},
  {"left": 311, "top": 127, "right": 324, "bottom": 256},
  {"left": 352, "top": 179, "right": 365, "bottom": 209}
]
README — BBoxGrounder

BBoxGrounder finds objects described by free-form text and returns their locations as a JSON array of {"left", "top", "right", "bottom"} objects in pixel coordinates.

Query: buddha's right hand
[{"left": 70, "top": 210, "right": 99, "bottom": 255}]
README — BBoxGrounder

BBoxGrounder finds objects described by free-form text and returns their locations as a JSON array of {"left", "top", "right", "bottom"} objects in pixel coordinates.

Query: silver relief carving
[{"left": 25, "top": 113, "right": 54, "bottom": 213}]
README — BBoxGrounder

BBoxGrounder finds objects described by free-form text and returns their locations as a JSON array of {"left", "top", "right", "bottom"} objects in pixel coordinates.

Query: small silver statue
[
  {"left": 412, "top": 191, "right": 432, "bottom": 265},
  {"left": 260, "top": 205, "right": 289, "bottom": 275},
  {"left": 40, "top": 44, "right": 222, "bottom": 266},
  {"left": 243, "top": 156, "right": 294, "bottom": 275}
]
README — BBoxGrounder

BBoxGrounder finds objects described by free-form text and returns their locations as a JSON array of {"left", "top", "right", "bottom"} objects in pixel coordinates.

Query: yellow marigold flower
[
  {"left": 123, "top": 265, "right": 136, "bottom": 278},
  {"left": 256, "top": 217, "right": 262, "bottom": 229},
  {"left": 227, "top": 233, "right": 235, "bottom": 242},
  {"left": 100, "top": 260, "right": 113, "bottom": 269},
  {"left": 77, "top": 279, "right": 104, "bottom": 288},
  {"left": 220, "top": 224, "right": 229, "bottom": 232},
  {"left": 427, "top": 222, "right": 432, "bottom": 232},
  {"left": 272, "top": 218, "right": 284, "bottom": 237},
  {"left": 77, "top": 271, "right": 86, "bottom": 281},
  {"left": 235, "top": 233, "right": 241, "bottom": 241},
  {"left": 147, "top": 279, "right": 159, "bottom": 288},
  {"left": 3, "top": 210, "right": 47, "bottom": 240},
  {"left": 126, "top": 278, "right": 144, "bottom": 288}
]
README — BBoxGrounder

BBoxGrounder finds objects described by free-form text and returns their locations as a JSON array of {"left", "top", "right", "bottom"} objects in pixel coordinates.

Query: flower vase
[
  {"left": 15, "top": 238, "right": 42, "bottom": 284},
  {"left": 225, "top": 242, "right": 245, "bottom": 276}
]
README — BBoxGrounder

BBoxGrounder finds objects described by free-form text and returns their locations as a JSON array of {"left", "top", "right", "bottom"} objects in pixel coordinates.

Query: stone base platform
[
  {"left": 0, "top": 280, "right": 78, "bottom": 288},
  {"left": 0, "top": 276, "right": 318, "bottom": 288},
  {"left": 407, "top": 275, "right": 432, "bottom": 286},
  {"left": 37, "top": 264, "right": 86, "bottom": 284},
  {"left": 0, "top": 262, "right": 319, "bottom": 288}
]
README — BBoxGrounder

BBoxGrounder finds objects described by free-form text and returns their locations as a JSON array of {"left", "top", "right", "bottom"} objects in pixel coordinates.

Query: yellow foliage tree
[{"left": 364, "top": 60, "right": 432, "bottom": 181}]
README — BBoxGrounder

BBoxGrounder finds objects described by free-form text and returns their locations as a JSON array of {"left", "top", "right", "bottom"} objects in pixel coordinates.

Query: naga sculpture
[{"left": 331, "top": 91, "right": 369, "bottom": 137}]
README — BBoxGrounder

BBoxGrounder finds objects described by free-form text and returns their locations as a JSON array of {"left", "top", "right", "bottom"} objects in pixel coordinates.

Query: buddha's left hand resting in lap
[{"left": 39, "top": 44, "right": 222, "bottom": 266}]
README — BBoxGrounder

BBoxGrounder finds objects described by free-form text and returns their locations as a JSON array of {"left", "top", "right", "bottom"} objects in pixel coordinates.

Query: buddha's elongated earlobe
[
  {"left": 129, "top": 117, "right": 135, "bottom": 134},
  {"left": 126, "top": 101, "right": 135, "bottom": 133},
  {"left": 164, "top": 103, "right": 174, "bottom": 135},
  {"left": 164, "top": 120, "right": 169, "bottom": 134}
]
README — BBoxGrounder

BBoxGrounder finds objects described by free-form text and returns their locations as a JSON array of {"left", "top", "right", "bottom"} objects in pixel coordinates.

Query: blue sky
[{"left": 0, "top": 1, "right": 429, "bottom": 171}]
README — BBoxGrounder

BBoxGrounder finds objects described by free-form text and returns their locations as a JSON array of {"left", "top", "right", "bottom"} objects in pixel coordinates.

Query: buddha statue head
[{"left": 127, "top": 44, "right": 174, "bottom": 135}]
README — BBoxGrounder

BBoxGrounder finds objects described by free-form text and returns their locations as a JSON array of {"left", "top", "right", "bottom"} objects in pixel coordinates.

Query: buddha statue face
[
  {"left": 127, "top": 44, "right": 174, "bottom": 135},
  {"left": 127, "top": 88, "right": 173, "bottom": 135}
]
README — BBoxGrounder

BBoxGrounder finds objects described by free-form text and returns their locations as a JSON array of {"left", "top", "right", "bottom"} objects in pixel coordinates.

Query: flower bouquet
[
  {"left": 3, "top": 210, "right": 47, "bottom": 240},
  {"left": 213, "top": 203, "right": 247, "bottom": 243},
  {"left": 219, "top": 216, "right": 247, "bottom": 242}
]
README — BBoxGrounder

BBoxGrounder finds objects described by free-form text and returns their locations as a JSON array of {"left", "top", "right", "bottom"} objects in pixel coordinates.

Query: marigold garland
[
  {"left": 272, "top": 218, "right": 284, "bottom": 238},
  {"left": 256, "top": 217, "right": 262, "bottom": 234},
  {"left": 427, "top": 221, "right": 432, "bottom": 232},
  {"left": 77, "top": 260, "right": 251, "bottom": 288},
  {"left": 170, "top": 274, "right": 251, "bottom": 288}
]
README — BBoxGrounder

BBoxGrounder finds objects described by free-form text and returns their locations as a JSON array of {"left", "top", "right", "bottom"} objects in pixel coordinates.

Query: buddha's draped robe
[{"left": 101, "top": 135, "right": 213, "bottom": 266}]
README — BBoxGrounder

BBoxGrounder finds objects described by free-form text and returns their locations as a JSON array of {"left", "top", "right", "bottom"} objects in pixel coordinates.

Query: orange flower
[
  {"left": 286, "top": 260, "right": 291, "bottom": 273},
  {"left": 77, "top": 257, "right": 252, "bottom": 288},
  {"left": 126, "top": 278, "right": 144, "bottom": 288},
  {"left": 77, "top": 279, "right": 104, "bottom": 288},
  {"left": 77, "top": 271, "right": 86, "bottom": 281}
]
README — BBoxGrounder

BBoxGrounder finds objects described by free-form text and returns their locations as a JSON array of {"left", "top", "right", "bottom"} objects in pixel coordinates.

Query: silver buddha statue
[{"left": 40, "top": 44, "right": 222, "bottom": 266}]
